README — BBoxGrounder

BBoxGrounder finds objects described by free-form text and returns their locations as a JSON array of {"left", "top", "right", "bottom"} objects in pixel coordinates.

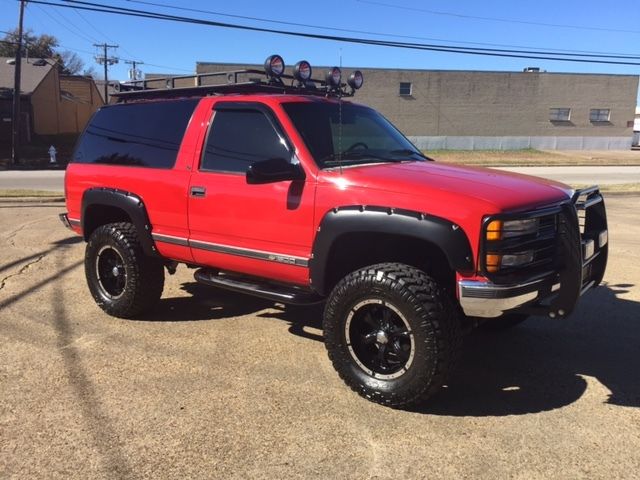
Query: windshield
[{"left": 282, "top": 102, "right": 428, "bottom": 169}]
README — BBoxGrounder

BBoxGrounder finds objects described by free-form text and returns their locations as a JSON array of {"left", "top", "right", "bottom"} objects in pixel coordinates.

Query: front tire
[
  {"left": 323, "top": 263, "right": 460, "bottom": 408},
  {"left": 85, "top": 222, "right": 164, "bottom": 318}
]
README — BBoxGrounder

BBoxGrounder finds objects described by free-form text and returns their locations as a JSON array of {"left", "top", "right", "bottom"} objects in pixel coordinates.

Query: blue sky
[{"left": 2, "top": 0, "right": 639, "bottom": 101}]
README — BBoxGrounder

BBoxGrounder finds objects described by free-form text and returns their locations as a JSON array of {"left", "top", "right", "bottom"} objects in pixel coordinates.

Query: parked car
[{"left": 61, "top": 56, "right": 608, "bottom": 408}]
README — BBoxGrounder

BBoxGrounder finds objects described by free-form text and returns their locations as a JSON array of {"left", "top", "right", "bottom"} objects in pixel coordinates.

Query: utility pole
[
  {"left": 94, "top": 43, "right": 118, "bottom": 103},
  {"left": 11, "top": 0, "right": 26, "bottom": 166},
  {"left": 124, "top": 60, "right": 144, "bottom": 81}
]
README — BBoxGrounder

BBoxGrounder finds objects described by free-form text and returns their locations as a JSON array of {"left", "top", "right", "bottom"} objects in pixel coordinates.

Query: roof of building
[
  {"left": 94, "top": 79, "right": 120, "bottom": 102},
  {"left": 196, "top": 61, "right": 640, "bottom": 78},
  {"left": 60, "top": 75, "right": 100, "bottom": 104},
  {"left": 0, "top": 57, "right": 54, "bottom": 94}
]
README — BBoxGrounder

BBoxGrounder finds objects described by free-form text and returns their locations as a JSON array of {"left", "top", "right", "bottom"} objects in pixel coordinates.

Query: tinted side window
[
  {"left": 201, "top": 109, "right": 290, "bottom": 173},
  {"left": 73, "top": 99, "right": 198, "bottom": 169}
]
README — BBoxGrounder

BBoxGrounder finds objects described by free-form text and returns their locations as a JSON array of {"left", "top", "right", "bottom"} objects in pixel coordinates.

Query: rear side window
[
  {"left": 201, "top": 108, "right": 290, "bottom": 173},
  {"left": 73, "top": 99, "right": 198, "bottom": 169}
]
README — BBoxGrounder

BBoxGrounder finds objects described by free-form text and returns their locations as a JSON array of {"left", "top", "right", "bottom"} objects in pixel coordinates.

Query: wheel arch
[
  {"left": 310, "top": 206, "right": 475, "bottom": 295},
  {"left": 81, "top": 188, "right": 157, "bottom": 256}
]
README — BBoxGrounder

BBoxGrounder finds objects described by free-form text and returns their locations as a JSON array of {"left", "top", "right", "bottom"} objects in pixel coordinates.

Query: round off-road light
[
  {"left": 293, "top": 60, "right": 312, "bottom": 82},
  {"left": 348, "top": 70, "right": 364, "bottom": 89},
  {"left": 264, "top": 54, "right": 285, "bottom": 78},
  {"left": 326, "top": 67, "right": 342, "bottom": 87}
]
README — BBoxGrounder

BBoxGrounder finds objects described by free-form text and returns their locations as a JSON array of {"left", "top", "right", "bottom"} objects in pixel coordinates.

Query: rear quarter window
[{"left": 73, "top": 99, "right": 199, "bottom": 169}]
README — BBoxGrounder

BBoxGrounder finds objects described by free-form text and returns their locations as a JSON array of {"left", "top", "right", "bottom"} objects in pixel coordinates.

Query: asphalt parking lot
[{"left": 1, "top": 197, "right": 639, "bottom": 479}]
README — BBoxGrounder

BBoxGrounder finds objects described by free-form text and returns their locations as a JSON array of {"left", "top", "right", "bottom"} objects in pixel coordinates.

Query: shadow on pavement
[
  {"left": 145, "top": 282, "right": 325, "bottom": 343},
  {"left": 417, "top": 282, "right": 640, "bottom": 416},
  {"left": 50, "top": 238, "right": 133, "bottom": 477},
  {"left": 0, "top": 236, "right": 81, "bottom": 275},
  {"left": 136, "top": 279, "right": 639, "bottom": 417},
  {"left": 137, "top": 282, "right": 273, "bottom": 322}
]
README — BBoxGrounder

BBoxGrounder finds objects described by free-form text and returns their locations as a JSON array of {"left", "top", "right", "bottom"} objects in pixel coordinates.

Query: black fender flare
[
  {"left": 81, "top": 188, "right": 157, "bottom": 256},
  {"left": 309, "top": 205, "right": 475, "bottom": 295}
]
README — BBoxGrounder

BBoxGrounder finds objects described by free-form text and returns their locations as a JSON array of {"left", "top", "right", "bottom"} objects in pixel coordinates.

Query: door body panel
[{"left": 187, "top": 99, "right": 316, "bottom": 286}]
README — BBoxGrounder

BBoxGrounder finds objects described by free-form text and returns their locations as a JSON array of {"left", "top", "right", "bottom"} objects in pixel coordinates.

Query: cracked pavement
[{"left": 1, "top": 200, "right": 639, "bottom": 479}]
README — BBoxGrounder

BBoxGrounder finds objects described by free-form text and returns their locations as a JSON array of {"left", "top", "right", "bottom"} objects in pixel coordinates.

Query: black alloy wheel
[
  {"left": 324, "top": 262, "right": 461, "bottom": 408},
  {"left": 85, "top": 222, "right": 164, "bottom": 318},
  {"left": 345, "top": 299, "right": 415, "bottom": 380},
  {"left": 95, "top": 245, "right": 127, "bottom": 300}
]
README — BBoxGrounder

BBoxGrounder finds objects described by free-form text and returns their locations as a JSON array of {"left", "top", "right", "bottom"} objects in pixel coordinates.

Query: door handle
[{"left": 190, "top": 186, "right": 206, "bottom": 198}]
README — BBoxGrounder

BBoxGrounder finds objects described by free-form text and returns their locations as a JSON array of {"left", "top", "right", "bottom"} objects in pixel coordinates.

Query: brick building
[{"left": 190, "top": 62, "right": 639, "bottom": 150}]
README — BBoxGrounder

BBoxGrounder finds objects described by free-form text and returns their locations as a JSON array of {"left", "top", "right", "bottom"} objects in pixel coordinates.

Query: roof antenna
[{"left": 338, "top": 48, "right": 343, "bottom": 175}]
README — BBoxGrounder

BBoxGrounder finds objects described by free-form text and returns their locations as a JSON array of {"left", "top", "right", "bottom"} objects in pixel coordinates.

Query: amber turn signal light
[
  {"left": 485, "top": 254, "right": 501, "bottom": 273},
  {"left": 486, "top": 220, "right": 503, "bottom": 241}
]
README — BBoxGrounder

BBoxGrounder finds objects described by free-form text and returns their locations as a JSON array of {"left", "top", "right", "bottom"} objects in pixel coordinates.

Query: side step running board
[{"left": 194, "top": 269, "right": 324, "bottom": 305}]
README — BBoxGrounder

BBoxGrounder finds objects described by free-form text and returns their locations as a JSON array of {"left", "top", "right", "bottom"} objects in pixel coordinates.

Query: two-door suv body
[{"left": 61, "top": 57, "right": 608, "bottom": 407}]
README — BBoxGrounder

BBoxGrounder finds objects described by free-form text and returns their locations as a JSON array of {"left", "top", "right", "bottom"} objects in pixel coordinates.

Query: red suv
[{"left": 61, "top": 56, "right": 608, "bottom": 408}]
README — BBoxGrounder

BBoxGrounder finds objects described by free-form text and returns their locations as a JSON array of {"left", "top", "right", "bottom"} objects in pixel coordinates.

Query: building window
[
  {"left": 399, "top": 82, "right": 412, "bottom": 96},
  {"left": 590, "top": 108, "right": 611, "bottom": 122},
  {"left": 549, "top": 108, "right": 571, "bottom": 122}
]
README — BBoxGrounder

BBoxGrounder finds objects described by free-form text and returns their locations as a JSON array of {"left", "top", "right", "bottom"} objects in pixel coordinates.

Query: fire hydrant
[{"left": 48, "top": 145, "right": 57, "bottom": 164}]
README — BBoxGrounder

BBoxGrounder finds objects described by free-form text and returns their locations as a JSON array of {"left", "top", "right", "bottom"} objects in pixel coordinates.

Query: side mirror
[{"left": 246, "top": 158, "right": 305, "bottom": 184}]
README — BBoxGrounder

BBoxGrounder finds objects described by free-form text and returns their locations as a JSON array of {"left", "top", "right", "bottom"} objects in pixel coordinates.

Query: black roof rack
[{"left": 111, "top": 68, "right": 357, "bottom": 102}]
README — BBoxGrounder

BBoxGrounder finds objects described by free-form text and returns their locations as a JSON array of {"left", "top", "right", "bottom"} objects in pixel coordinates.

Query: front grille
[{"left": 479, "top": 187, "right": 608, "bottom": 315}]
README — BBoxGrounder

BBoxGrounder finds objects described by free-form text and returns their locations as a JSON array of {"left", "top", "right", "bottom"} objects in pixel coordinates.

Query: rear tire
[
  {"left": 323, "top": 263, "right": 460, "bottom": 408},
  {"left": 85, "top": 222, "right": 164, "bottom": 318}
]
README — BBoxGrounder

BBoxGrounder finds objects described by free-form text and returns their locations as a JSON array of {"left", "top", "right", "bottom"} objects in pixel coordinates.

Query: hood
[{"left": 320, "top": 161, "right": 572, "bottom": 212}]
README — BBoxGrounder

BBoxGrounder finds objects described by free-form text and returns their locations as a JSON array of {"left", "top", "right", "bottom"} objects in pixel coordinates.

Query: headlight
[
  {"left": 486, "top": 218, "right": 539, "bottom": 240},
  {"left": 485, "top": 251, "right": 535, "bottom": 272},
  {"left": 484, "top": 216, "right": 541, "bottom": 273}
]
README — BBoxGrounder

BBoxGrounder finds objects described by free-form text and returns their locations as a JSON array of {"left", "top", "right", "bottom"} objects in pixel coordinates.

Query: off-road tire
[
  {"left": 85, "top": 222, "right": 164, "bottom": 318},
  {"left": 479, "top": 313, "right": 529, "bottom": 331},
  {"left": 323, "top": 263, "right": 461, "bottom": 408}
]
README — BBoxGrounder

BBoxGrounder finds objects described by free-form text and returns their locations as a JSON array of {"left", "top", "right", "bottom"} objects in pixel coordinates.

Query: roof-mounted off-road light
[
  {"left": 293, "top": 60, "right": 312, "bottom": 83},
  {"left": 347, "top": 70, "right": 364, "bottom": 90},
  {"left": 264, "top": 54, "right": 285, "bottom": 78},
  {"left": 326, "top": 67, "right": 342, "bottom": 88}
]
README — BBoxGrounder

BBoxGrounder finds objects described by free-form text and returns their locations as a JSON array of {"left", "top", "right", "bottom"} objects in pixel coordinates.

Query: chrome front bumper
[
  {"left": 464, "top": 186, "right": 608, "bottom": 319},
  {"left": 458, "top": 277, "right": 560, "bottom": 318}
]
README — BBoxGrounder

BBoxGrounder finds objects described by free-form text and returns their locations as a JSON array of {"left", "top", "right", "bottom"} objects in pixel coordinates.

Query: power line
[
  {"left": 121, "top": 0, "right": 640, "bottom": 59},
  {"left": 94, "top": 42, "right": 118, "bottom": 101},
  {"left": 72, "top": 7, "right": 117, "bottom": 43},
  {"left": 141, "top": 62, "right": 191, "bottom": 73},
  {"left": 31, "top": 3, "right": 97, "bottom": 43},
  {"left": 356, "top": 0, "right": 640, "bottom": 35},
  {"left": 71, "top": 6, "right": 140, "bottom": 59},
  {"left": 124, "top": 58, "right": 143, "bottom": 79},
  {"left": 26, "top": 0, "right": 640, "bottom": 66},
  {"left": 2, "top": 27, "right": 191, "bottom": 76}
]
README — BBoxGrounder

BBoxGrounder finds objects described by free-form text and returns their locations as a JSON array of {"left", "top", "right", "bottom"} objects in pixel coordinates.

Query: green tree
[{"left": 0, "top": 29, "right": 90, "bottom": 76}]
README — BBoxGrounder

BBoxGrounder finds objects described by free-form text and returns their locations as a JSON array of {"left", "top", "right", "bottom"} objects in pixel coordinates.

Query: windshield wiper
[
  {"left": 389, "top": 149, "right": 430, "bottom": 160},
  {"left": 321, "top": 151, "right": 405, "bottom": 166}
]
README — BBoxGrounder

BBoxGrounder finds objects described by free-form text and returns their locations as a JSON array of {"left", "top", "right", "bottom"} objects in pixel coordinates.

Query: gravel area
[{"left": 1, "top": 199, "right": 639, "bottom": 479}]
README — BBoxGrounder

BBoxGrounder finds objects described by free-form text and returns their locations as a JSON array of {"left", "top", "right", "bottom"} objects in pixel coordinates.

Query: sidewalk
[{"left": 0, "top": 170, "right": 65, "bottom": 191}]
